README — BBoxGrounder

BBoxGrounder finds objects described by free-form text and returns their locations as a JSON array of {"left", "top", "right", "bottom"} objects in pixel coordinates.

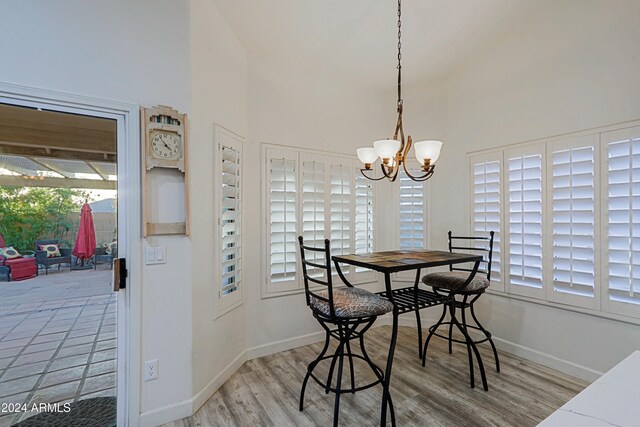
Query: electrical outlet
[{"left": 144, "top": 359, "right": 159, "bottom": 381}]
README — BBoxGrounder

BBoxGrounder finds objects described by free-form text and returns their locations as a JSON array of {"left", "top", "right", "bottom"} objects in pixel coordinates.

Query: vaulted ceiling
[{"left": 212, "top": 0, "right": 542, "bottom": 88}]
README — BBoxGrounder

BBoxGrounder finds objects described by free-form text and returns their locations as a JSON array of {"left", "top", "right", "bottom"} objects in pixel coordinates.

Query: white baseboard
[
  {"left": 138, "top": 352, "right": 249, "bottom": 427},
  {"left": 140, "top": 314, "right": 600, "bottom": 426},
  {"left": 492, "top": 336, "right": 602, "bottom": 382},
  {"left": 138, "top": 397, "right": 193, "bottom": 427},
  {"left": 246, "top": 330, "right": 326, "bottom": 360},
  {"left": 191, "top": 350, "right": 248, "bottom": 414}
]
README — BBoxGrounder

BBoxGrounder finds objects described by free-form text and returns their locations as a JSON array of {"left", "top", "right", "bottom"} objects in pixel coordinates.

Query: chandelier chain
[{"left": 397, "top": 0, "right": 402, "bottom": 108}]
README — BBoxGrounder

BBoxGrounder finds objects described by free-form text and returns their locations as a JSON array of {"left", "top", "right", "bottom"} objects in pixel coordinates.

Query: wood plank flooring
[{"left": 163, "top": 326, "right": 588, "bottom": 427}]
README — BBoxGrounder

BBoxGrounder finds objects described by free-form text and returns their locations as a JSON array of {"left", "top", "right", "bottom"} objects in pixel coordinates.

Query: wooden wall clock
[{"left": 141, "top": 105, "right": 190, "bottom": 236}]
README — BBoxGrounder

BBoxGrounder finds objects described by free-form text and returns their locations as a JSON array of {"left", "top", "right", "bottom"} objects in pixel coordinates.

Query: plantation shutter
[
  {"left": 220, "top": 142, "right": 241, "bottom": 298},
  {"left": 355, "top": 169, "right": 374, "bottom": 273},
  {"left": 507, "top": 150, "right": 544, "bottom": 295},
  {"left": 399, "top": 171, "right": 425, "bottom": 249},
  {"left": 301, "top": 157, "right": 326, "bottom": 277},
  {"left": 605, "top": 129, "right": 640, "bottom": 308},
  {"left": 471, "top": 157, "right": 502, "bottom": 286},
  {"left": 330, "top": 163, "right": 352, "bottom": 273},
  {"left": 267, "top": 149, "right": 298, "bottom": 289},
  {"left": 550, "top": 143, "right": 596, "bottom": 304}
]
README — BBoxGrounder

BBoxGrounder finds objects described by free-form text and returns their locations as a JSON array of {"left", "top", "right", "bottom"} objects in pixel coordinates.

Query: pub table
[{"left": 332, "top": 249, "right": 484, "bottom": 427}]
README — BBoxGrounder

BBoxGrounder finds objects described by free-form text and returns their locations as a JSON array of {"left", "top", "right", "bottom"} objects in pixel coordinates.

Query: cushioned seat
[
  {"left": 422, "top": 271, "right": 490, "bottom": 292},
  {"left": 310, "top": 287, "right": 394, "bottom": 318}
]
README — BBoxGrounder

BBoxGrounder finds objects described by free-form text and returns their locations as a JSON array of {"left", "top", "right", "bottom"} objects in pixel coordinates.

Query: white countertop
[{"left": 539, "top": 350, "right": 640, "bottom": 427}]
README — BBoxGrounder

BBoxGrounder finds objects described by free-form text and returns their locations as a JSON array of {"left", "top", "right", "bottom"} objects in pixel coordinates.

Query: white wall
[
  {"left": 1, "top": 0, "right": 252, "bottom": 424},
  {"left": 188, "top": 0, "right": 248, "bottom": 406},
  {"left": 428, "top": 0, "right": 640, "bottom": 379},
  {"left": 0, "top": 0, "right": 196, "bottom": 419},
  {"left": 244, "top": 53, "right": 390, "bottom": 350}
]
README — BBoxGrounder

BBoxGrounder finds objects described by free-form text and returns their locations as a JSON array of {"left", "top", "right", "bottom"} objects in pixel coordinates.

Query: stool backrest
[
  {"left": 298, "top": 236, "right": 337, "bottom": 319},
  {"left": 448, "top": 231, "right": 495, "bottom": 281}
]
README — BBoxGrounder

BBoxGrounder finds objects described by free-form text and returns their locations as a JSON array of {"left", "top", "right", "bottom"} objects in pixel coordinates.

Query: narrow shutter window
[
  {"left": 269, "top": 155, "right": 297, "bottom": 283},
  {"left": 551, "top": 145, "right": 596, "bottom": 298},
  {"left": 330, "top": 163, "right": 352, "bottom": 273},
  {"left": 399, "top": 171, "right": 425, "bottom": 249},
  {"left": 302, "top": 159, "right": 326, "bottom": 277},
  {"left": 508, "top": 153, "right": 543, "bottom": 290},
  {"left": 472, "top": 159, "right": 502, "bottom": 283},
  {"left": 220, "top": 144, "right": 241, "bottom": 296},
  {"left": 607, "top": 135, "right": 640, "bottom": 305},
  {"left": 355, "top": 171, "right": 374, "bottom": 272}
]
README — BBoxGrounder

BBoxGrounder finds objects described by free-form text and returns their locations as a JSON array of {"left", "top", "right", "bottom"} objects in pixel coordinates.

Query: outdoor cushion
[
  {"left": 422, "top": 271, "right": 490, "bottom": 292},
  {"left": 310, "top": 287, "right": 394, "bottom": 318},
  {"left": 3, "top": 256, "right": 37, "bottom": 281},
  {"left": 0, "top": 246, "right": 22, "bottom": 260},
  {"left": 39, "top": 244, "right": 61, "bottom": 258}
]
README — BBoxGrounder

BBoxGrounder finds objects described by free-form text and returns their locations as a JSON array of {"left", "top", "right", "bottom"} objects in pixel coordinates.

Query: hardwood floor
[{"left": 163, "top": 326, "right": 588, "bottom": 427}]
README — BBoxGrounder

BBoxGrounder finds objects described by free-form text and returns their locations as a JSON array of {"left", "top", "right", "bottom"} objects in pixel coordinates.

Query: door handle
[{"left": 114, "top": 258, "right": 128, "bottom": 291}]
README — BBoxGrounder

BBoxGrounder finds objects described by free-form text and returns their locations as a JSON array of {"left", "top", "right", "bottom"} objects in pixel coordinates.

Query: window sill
[{"left": 485, "top": 288, "right": 640, "bottom": 326}]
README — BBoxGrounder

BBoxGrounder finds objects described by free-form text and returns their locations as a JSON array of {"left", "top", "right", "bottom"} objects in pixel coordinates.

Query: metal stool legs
[
  {"left": 299, "top": 318, "right": 395, "bottom": 427},
  {"left": 421, "top": 293, "right": 493, "bottom": 391},
  {"left": 468, "top": 294, "right": 500, "bottom": 372}
]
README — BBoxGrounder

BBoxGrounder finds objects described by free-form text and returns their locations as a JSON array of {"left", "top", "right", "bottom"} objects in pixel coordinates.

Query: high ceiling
[{"left": 212, "top": 0, "right": 542, "bottom": 88}]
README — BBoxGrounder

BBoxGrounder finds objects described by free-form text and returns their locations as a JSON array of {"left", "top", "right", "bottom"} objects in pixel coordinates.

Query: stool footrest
[
  {"left": 428, "top": 322, "right": 493, "bottom": 345},
  {"left": 306, "top": 353, "right": 385, "bottom": 394}
]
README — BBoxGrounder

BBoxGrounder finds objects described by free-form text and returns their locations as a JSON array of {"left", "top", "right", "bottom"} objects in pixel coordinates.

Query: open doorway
[{"left": 0, "top": 103, "right": 120, "bottom": 426}]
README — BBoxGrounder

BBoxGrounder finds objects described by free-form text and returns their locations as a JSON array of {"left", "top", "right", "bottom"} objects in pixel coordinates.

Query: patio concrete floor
[{"left": 0, "top": 268, "right": 116, "bottom": 426}]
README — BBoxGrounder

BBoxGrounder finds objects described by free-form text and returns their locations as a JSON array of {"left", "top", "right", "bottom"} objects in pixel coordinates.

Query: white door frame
[{"left": 0, "top": 83, "right": 142, "bottom": 427}]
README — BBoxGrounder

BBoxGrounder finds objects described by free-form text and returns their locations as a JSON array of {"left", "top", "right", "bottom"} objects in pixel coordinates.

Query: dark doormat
[{"left": 12, "top": 397, "right": 116, "bottom": 427}]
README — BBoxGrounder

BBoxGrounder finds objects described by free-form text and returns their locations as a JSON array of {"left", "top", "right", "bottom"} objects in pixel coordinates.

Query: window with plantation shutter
[
  {"left": 220, "top": 143, "right": 241, "bottom": 297},
  {"left": 355, "top": 171, "right": 374, "bottom": 273},
  {"left": 399, "top": 171, "right": 425, "bottom": 249},
  {"left": 507, "top": 150, "right": 543, "bottom": 295},
  {"left": 215, "top": 127, "right": 243, "bottom": 312},
  {"left": 550, "top": 142, "right": 596, "bottom": 305},
  {"left": 267, "top": 150, "right": 298, "bottom": 289},
  {"left": 471, "top": 156, "right": 503, "bottom": 288},
  {"left": 605, "top": 129, "right": 640, "bottom": 310},
  {"left": 330, "top": 163, "right": 352, "bottom": 273},
  {"left": 301, "top": 158, "right": 326, "bottom": 277},
  {"left": 468, "top": 121, "right": 640, "bottom": 319}
]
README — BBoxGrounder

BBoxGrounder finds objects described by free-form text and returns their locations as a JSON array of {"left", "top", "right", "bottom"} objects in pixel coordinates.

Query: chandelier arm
[
  {"left": 380, "top": 163, "right": 393, "bottom": 179},
  {"left": 402, "top": 164, "right": 436, "bottom": 182},
  {"left": 360, "top": 168, "right": 387, "bottom": 181}
]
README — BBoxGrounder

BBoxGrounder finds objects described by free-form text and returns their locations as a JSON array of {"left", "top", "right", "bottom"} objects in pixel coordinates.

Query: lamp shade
[
  {"left": 373, "top": 139, "right": 401, "bottom": 161},
  {"left": 414, "top": 140, "right": 443, "bottom": 164},
  {"left": 357, "top": 147, "right": 378, "bottom": 165}
]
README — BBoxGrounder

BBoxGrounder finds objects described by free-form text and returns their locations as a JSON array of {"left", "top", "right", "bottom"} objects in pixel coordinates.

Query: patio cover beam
[
  {"left": 0, "top": 145, "right": 116, "bottom": 163},
  {"left": 0, "top": 175, "right": 116, "bottom": 190}
]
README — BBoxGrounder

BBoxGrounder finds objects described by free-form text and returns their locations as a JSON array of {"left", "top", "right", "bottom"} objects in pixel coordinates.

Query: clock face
[{"left": 151, "top": 132, "right": 181, "bottom": 160}]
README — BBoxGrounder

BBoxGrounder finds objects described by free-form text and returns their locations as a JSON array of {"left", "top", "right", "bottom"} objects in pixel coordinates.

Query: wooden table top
[{"left": 332, "top": 250, "right": 483, "bottom": 274}]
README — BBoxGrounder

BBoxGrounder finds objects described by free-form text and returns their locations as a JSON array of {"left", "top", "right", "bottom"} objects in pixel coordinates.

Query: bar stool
[
  {"left": 298, "top": 236, "right": 396, "bottom": 427},
  {"left": 421, "top": 231, "right": 499, "bottom": 390}
]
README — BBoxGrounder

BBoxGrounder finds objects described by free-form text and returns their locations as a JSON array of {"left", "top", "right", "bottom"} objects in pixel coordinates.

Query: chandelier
[{"left": 357, "top": 0, "right": 443, "bottom": 182}]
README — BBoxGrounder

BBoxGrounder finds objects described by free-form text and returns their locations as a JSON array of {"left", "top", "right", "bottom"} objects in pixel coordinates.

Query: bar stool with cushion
[
  {"left": 421, "top": 231, "right": 499, "bottom": 389},
  {"left": 298, "top": 236, "right": 395, "bottom": 427}
]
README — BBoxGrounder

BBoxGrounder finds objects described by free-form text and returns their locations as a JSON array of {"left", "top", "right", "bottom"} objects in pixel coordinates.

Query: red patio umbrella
[{"left": 72, "top": 202, "right": 97, "bottom": 266}]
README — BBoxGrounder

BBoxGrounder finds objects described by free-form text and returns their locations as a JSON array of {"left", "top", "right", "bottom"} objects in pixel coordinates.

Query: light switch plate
[{"left": 145, "top": 246, "right": 166, "bottom": 265}]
